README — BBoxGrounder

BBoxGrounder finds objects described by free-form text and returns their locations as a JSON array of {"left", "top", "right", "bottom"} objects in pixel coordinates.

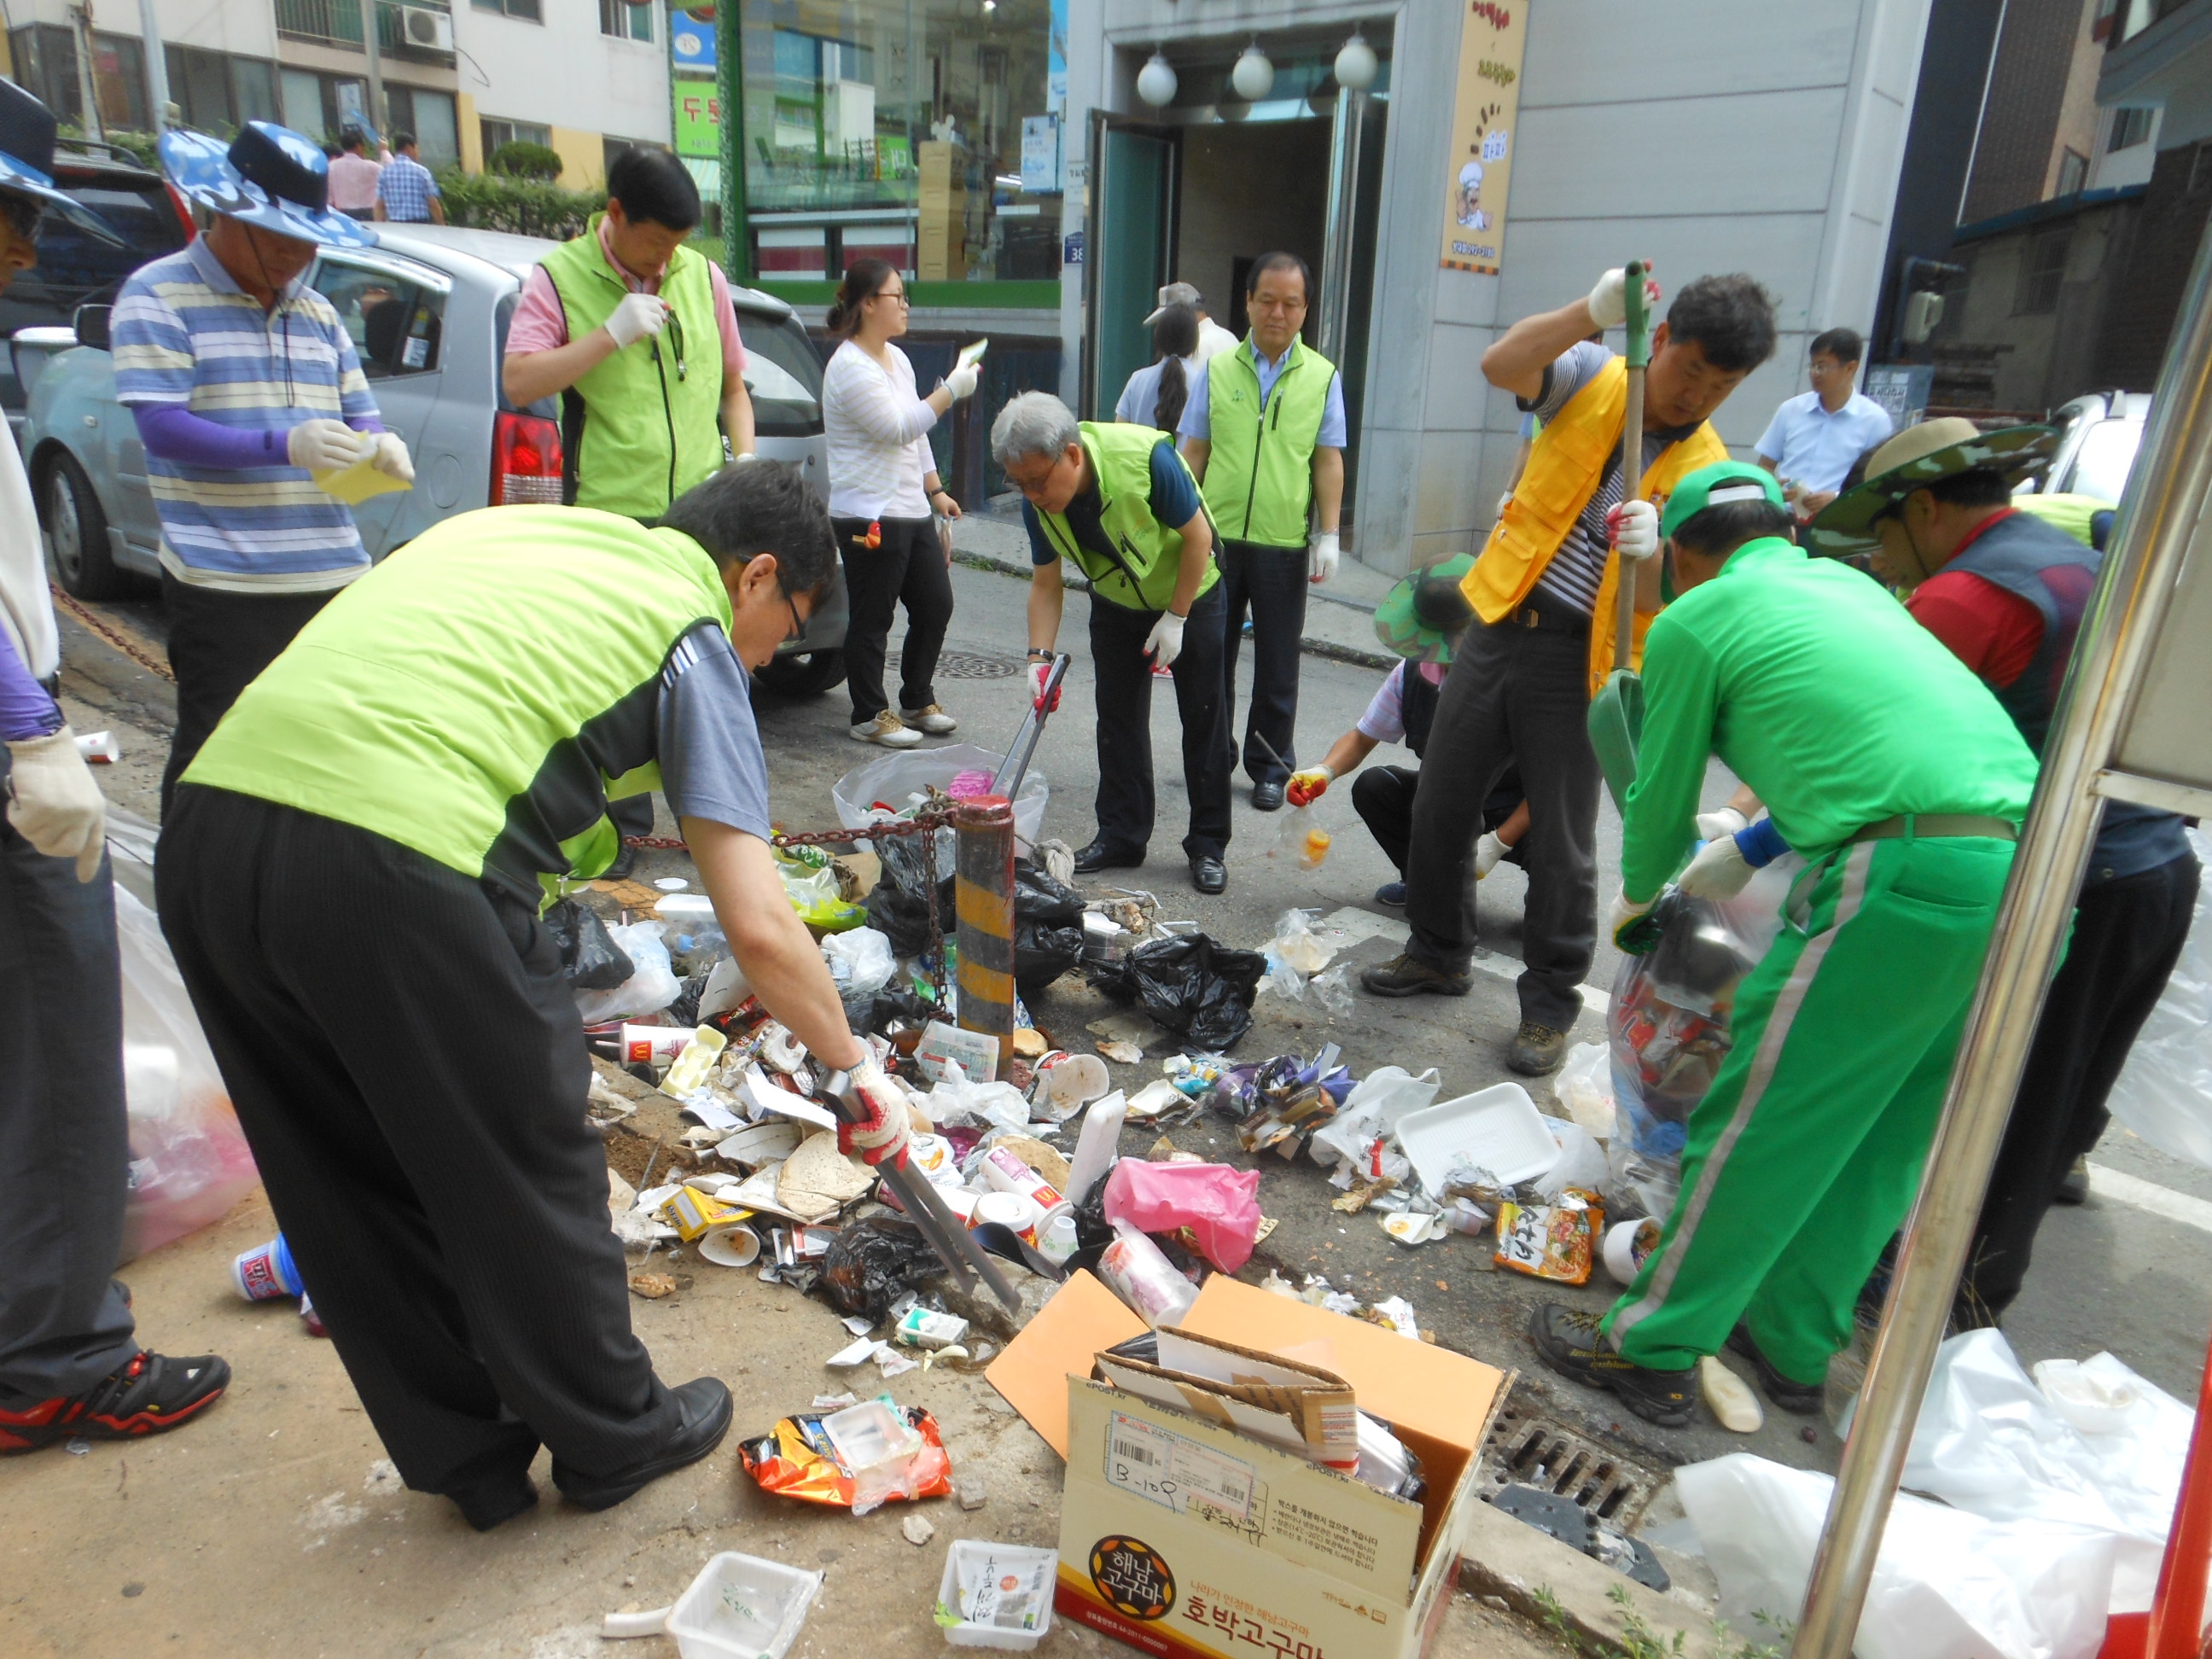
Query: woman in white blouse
[{"left": 820, "top": 259, "right": 979, "bottom": 748}]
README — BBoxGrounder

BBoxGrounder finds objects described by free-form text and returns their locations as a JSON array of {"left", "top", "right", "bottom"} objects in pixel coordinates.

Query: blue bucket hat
[
  {"left": 0, "top": 78, "right": 124, "bottom": 242},
  {"left": 160, "top": 121, "right": 375, "bottom": 248}
]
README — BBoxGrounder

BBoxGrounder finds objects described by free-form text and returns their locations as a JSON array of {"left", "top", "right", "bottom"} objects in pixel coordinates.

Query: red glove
[
  {"left": 1027, "top": 659, "right": 1062, "bottom": 714},
  {"left": 1285, "top": 766, "right": 1333, "bottom": 808},
  {"left": 835, "top": 1058, "right": 911, "bottom": 1169}
]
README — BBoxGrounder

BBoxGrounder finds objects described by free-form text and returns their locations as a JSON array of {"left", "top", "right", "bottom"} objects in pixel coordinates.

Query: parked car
[
  {"left": 18, "top": 221, "right": 848, "bottom": 695},
  {"left": 2019, "top": 389, "right": 2151, "bottom": 504},
  {"left": 0, "top": 137, "right": 193, "bottom": 443}
]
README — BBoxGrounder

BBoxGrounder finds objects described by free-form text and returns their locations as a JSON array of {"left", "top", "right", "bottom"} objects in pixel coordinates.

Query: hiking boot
[
  {"left": 1528, "top": 1306, "right": 1696, "bottom": 1429},
  {"left": 1359, "top": 953, "right": 1470, "bottom": 998},
  {"left": 2054, "top": 1155, "right": 2090, "bottom": 1205},
  {"left": 899, "top": 703, "right": 958, "bottom": 736},
  {"left": 1508, "top": 1021, "right": 1569, "bottom": 1076},
  {"left": 1726, "top": 1323, "right": 1826, "bottom": 1416},
  {"left": 0, "top": 1351, "right": 231, "bottom": 1452},
  {"left": 849, "top": 711, "right": 923, "bottom": 748}
]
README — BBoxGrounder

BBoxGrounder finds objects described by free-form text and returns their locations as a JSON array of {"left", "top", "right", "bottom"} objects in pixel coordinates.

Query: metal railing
[{"left": 273, "top": 0, "right": 451, "bottom": 61}]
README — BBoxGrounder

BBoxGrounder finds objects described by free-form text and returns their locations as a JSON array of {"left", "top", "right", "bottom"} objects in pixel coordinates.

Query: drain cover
[
  {"left": 1477, "top": 1403, "right": 1659, "bottom": 1529},
  {"left": 935, "top": 649, "right": 1025, "bottom": 680}
]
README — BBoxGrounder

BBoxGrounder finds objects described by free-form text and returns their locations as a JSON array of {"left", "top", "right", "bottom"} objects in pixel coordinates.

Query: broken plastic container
[
  {"left": 935, "top": 1540, "right": 1060, "bottom": 1650},
  {"left": 663, "top": 1551, "right": 824, "bottom": 1659},
  {"left": 1394, "top": 1082, "right": 1559, "bottom": 1194},
  {"left": 820, "top": 1398, "right": 927, "bottom": 1513}
]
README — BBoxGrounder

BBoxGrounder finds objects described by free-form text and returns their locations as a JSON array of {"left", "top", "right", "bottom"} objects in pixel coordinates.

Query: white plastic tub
[
  {"left": 664, "top": 1551, "right": 824, "bottom": 1659},
  {"left": 934, "top": 1540, "right": 1060, "bottom": 1649},
  {"left": 1394, "top": 1081, "right": 1561, "bottom": 1193}
]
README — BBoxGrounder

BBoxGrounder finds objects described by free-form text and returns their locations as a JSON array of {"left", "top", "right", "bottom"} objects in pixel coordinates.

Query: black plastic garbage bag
[
  {"left": 864, "top": 830, "right": 947, "bottom": 957},
  {"left": 546, "top": 898, "right": 633, "bottom": 991},
  {"left": 1086, "top": 934, "right": 1266, "bottom": 1051},
  {"left": 1012, "top": 859, "right": 1085, "bottom": 992},
  {"left": 817, "top": 1218, "right": 943, "bottom": 1323}
]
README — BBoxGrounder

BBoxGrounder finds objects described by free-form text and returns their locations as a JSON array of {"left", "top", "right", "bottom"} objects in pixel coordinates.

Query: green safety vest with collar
[
  {"left": 1200, "top": 335, "right": 1336, "bottom": 549},
  {"left": 541, "top": 218, "right": 725, "bottom": 521},
  {"left": 180, "top": 504, "right": 732, "bottom": 906},
  {"left": 1033, "top": 423, "right": 1219, "bottom": 614}
]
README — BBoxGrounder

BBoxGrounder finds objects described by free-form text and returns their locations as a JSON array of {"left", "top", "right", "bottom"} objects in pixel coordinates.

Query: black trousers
[
  {"left": 1402, "top": 617, "right": 1599, "bottom": 1029},
  {"left": 608, "top": 794, "right": 655, "bottom": 840},
  {"left": 1964, "top": 852, "right": 2200, "bottom": 1317},
  {"left": 1218, "top": 539, "right": 1307, "bottom": 785},
  {"left": 156, "top": 787, "right": 681, "bottom": 1498},
  {"left": 0, "top": 776, "right": 135, "bottom": 1405},
  {"left": 1352, "top": 763, "right": 1526, "bottom": 875},
  {"left": 159, "top": 573, "right": 339, "bottom": 816},
  {"left": 1089, "top": 583, "right": 1233, "bottom": 862},
  {"left": 835, "top": 515, "right": 952, "bottom": 725}
]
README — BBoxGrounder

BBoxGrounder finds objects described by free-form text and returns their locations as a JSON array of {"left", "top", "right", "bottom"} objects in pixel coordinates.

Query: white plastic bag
[
  {"left": 2104, "top": 826, "right": 2212, "bottom": 1167},
  {"left": 574, "top": 921, "right": 680, "bottom": 1023},
  {"left": 928, "top": 1063, "right": 1033, "bottom": 1132},
  {"left": 1678, "top": 1452, "right": 2116, "bottom": 1659},
  {"left": 1551, "top": 1041, "right": 1615, "bottom": 1138},
  {"left": 1309, "top": 1066, "right": 1441, "bottom": 1172},
  {"left": 831, "top": 742, "right": 1049, "bottom": 870},
  {"left": 1534, "top": 1115, "right": 1609, "bottom": 1200},
  {"left": 821, "top": 926, "right": 896, "bottom": 996}
]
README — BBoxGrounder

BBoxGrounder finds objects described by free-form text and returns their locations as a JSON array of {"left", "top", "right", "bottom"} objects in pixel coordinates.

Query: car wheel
[
  {"left": 43, "top": 451, "right": 125, "bottom": 601},
  {"left": 751, "top": 646, "right": 847, "bottom": 698}
]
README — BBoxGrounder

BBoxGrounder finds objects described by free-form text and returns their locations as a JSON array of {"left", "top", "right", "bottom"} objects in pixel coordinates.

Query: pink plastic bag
[{"left": 1102, "top": 1161, "right": 1263, "bottom": 1272}]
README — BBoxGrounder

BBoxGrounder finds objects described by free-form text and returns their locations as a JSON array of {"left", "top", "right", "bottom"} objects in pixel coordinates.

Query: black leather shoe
[
  {"left": 1251, "top": 780, "right": 1285, "bottom": 812},
  {"left": 1190, "top": 855, "right": 1227, "bottom": 894},
  {"left": 552, "top": 1377, "right": 731, "bottom": 1512},
  {"left": 1073, "top": 840, "right": 1144, "bottom": 875}
]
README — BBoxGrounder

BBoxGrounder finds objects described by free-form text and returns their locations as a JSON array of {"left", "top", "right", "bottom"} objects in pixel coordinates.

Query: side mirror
[{"left": 72, "top": 303, "right": 112, "bottom": 352}]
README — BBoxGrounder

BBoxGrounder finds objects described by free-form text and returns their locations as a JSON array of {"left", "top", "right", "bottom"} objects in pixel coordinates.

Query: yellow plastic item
[
  {"left": 1300, "top": 827, "right": 1333, "bottom": 870},
  {"left": 311, "top": 450, "right": 412, "bottom": 505}
]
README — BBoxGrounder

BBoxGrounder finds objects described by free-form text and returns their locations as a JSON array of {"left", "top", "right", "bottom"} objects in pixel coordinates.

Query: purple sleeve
[
  {"left": 0, "top": 625, "right": 62, "bottom": 742},
  {"left": 134, "top": 405, "right": 383, "bottom": 468}
]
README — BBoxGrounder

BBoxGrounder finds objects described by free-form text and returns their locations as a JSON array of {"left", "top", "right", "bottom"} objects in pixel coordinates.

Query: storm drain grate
[
  {"left": 1476, "top": 1403, "right": 1660, "bottom": 1530},
  {"left": 934, "top": 649, "right": 1026, "bottom": 680}
]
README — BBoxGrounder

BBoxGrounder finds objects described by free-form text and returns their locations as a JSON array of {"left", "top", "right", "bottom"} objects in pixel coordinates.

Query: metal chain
[{"left": 49, "top": 585, "right": 175, "bottom": 684}]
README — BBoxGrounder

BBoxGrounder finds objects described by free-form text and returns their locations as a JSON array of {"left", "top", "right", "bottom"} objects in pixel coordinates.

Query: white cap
[{"left": 1142, "top": 280, "right": 1203, "bottom": 327}]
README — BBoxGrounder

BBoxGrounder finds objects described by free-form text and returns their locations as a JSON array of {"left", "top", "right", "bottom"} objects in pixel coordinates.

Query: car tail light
[
  {"left": 492, "top": 410, "right": 563, "bottom": 505},
  {"left": 164, "top": 182, "right": 196, "bottom": 242}
]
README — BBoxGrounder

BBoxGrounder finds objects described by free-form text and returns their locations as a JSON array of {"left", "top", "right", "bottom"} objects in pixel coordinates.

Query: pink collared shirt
[
  {"left": 507, "top": 218, "right": 748, "bottom": 380},
  {"left": 326, "top": 153, "right": 383, "bottom": 212}
]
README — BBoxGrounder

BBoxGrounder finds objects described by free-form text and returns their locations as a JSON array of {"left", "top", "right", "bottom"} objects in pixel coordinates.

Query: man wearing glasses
[
  {"left": 503, "top": 144, "right": 757, "bottom": 872},
  {"left": 1751, "top": 327, "right": 1892, "bottom": 518},
  {"left": 154, "top": 462, "right": 920, "bottom": 1529},
  {"left": 1178, "top": 252, "right": 1346, "bottom": 812}
]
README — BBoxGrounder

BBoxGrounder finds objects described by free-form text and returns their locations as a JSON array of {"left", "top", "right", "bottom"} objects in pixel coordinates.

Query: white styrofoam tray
[{"left": 1394, "top": 1082, "right": 1561, "bottom": 1193}]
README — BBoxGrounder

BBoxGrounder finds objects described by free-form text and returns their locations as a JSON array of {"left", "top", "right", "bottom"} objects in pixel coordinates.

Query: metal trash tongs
[
  {"left": 818, "top": 1070, "right": 1023, "bottom": 1314},
  {"left": 990, "top": 652, "right": 1071, "bottom": 800}
]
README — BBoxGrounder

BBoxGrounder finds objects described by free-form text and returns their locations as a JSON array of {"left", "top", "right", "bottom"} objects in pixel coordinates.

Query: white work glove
[
  {"left": 1143, "top": 610, "right": 1185, "bottom": 669},
  {"left": 1026, "top": 658, "right": 1062, "bottom": 713},
  {"left": 1474, "top": 830, "right": 1507, "bottom": 879},
  {"left": 1496, "top": 491, "right": 1515, "bottom": 521},
  {"left": 942, "top": 361, "right": 980, "bottom": 402},
  {"left": 1605, "top": 498, "right": 1660, "bottom": 562},
  {"left": 287, "top": 418, "right": 365, "bottom": 474},
  {"left": 835, "top": 1057, "right": 912, "bottom": 1169},
  {"left": 1694, "top": 805, "right": 1750, "bottom": 841},
  {"left": 603, "top": 292, "right": 671, "bottom": 350},
  {"left": 369, "top": 431, "right": 414, "bottom": 483},
  {"left": 1586, "top": 264, "right": 1662, "bottom": 330},
  {"left": 1607, "top": 888, "right": 1655, "bottom": 949},
  {"left": 1308, "top": 529, "right": 1340, "bottom": 585},
  {"left": 1679, "top": 833, "right": 1757, "bottom": 900},
  {"left": 7, "top": 726, "right": 106, "bottom": 882},
  {"left": 1286, "top": 765, "right": 1333, "bottom": 808}
]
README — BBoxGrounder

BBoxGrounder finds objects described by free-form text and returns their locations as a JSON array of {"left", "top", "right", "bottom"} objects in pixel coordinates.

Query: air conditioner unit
[{"left": 401, "top": 6, "right": 453, "bottom": 50}]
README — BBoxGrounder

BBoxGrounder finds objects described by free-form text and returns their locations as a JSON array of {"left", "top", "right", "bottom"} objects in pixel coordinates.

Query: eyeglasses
[
  {"left": 779, "top": 579, "right": 806, "bottom": 645},
  {"left": 872, "top": 288, "right": 910, "bottom": 306},
  {"left": 0, "top": 194, "right": 45, "bottom": 243}
]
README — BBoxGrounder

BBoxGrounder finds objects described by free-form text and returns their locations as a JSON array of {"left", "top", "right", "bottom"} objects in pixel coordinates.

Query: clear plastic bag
[
  {"left": 2104, "top": 825, "right": 2212, "bottom": 1167},
  {"left": 821, "top": 926, "right": 897, "bottom": 997},
  {"left": 1308, "top": 1065, "right": 1441, "bottom": 1172},
  {"left": 573, "top": 920, "right": 681, "bottom": 1024}
]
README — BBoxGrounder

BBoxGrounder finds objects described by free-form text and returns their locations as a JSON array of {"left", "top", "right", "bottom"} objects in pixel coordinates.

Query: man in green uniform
[
  {"left": 1528, "top": 461, "right": 2039, "bottom": 1426},
  {"left": 153, "top": 463, "right": 918, "bottom": 1529}
]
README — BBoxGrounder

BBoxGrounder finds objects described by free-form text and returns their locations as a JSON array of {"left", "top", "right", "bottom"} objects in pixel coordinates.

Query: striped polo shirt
[{"left": 112, "top": 236, "right": 381, "bottom": 592}]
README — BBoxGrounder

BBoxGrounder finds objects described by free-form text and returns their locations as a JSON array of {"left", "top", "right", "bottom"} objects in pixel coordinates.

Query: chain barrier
[{"left": 49, "top": 584, "right": 176, "bottom": 684}]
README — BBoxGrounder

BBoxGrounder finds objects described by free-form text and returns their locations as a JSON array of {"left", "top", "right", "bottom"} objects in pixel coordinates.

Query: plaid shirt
[{"left": 376, "top": 154, "right": 440, "bottom": 222}]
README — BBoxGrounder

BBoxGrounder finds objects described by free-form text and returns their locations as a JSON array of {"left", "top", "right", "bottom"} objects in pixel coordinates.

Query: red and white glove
[
  {"left": 1286, "top": 765, "right": 1333, "bottom": 808},
  {"left": 1586, "top": 264, "right": 1661, "bottom": 330},
  {"left": 835, "top": 1057, "right": 912, "bottom": 1169},
  {"left": 1605, "top": 498, "right": 1660, "bottom": 562},
  {"left": 1027, "top": 658, "right": 1062, "bottom": 713}
]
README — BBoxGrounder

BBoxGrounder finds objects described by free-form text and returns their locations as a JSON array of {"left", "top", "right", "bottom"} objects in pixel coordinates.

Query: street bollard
[{"left": 953, "top": 795, "right": 1016, "bottom": 1069}]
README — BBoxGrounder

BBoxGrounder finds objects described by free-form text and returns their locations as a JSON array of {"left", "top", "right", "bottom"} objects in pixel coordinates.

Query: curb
[
  {"left": 1457, "top": 1499, "right": 1727, "bottom": 1657},
  {"left": 951, "top": 547, "right": 1399, "bottom": 672}
]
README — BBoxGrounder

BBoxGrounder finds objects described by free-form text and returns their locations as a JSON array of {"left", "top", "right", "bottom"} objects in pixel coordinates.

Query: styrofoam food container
[
  {"left": 935, "top": 1540, "right": 1060, "bottom": 1649},
  {"left": 1394, "top": 1082, "right": 1560, "bottom": 1193},
  {"left": 664, "top": 1551, "right": 824, "bottom": 1659}
]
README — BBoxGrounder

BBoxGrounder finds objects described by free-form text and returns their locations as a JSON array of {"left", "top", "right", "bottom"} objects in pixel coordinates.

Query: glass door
[{"left": 1084, "top": 114, "right": 1179, "bottom": 418}]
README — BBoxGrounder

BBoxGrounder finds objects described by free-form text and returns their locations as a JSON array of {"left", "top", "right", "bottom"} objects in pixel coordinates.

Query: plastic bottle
[
  {"left": 1038, "top": 1213, "right": 1080, "bottom": 1267},
  {"left": 1064, "top": 1089, "right": 1127, "bottom": 1208},
  {"left": 1098, "top": 1224, "right": 1198, "bottom": 1327}
]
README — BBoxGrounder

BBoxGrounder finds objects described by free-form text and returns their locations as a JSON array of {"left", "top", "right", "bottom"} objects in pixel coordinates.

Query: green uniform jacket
[
  {"left": 1621, "top": 538, "right": 2039, "bottom": 899},
  {"left": 1200, "top": 336, "right": 1336, "bottom": 549},
  {"left": 182, "top": 504, "right": 731, "bottom": 903},
  {"left": 541, "top": 218, "right": 725, "bottom": 520},
  {"left": 1032, "top": 422, "right": 1219, "bottom": 614}
]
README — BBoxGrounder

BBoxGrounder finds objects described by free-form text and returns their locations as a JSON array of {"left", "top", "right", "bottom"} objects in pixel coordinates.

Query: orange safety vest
[{"left": 1461, "top": 357, "right": 1729, "bottom": 699}]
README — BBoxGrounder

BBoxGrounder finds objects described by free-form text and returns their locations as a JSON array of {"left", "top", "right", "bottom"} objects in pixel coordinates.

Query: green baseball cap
[
  {"left": 1373, "top": 553, "right": 1476, "bottom": 665},
  {"left": 1660, "top": 460, "right": 1785, "bottom": 540}
]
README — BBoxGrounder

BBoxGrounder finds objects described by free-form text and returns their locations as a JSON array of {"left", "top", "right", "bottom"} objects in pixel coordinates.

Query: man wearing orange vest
[{"left": 1360, "top": 267, "right": 1777, "bottom": 1077}]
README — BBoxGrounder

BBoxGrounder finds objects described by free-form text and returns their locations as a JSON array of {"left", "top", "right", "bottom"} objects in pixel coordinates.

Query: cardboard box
[
  {"left": 918, "top": 139, "right": 962, "bottom": 186},
  {"left": 1054, "top": 1278, "right": 1510, "bottom": 1659},
  {"left": 1094, "top": 1329, "right": 1359, "bottom": 1469}
]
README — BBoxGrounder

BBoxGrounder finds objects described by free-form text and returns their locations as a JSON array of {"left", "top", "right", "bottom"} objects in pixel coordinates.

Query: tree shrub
[
  {"left": 435, "top": 169, "right": 605, "bottom": 242},
  {"left": 486, "top": 141, "right": 564, "bottom": 180}
]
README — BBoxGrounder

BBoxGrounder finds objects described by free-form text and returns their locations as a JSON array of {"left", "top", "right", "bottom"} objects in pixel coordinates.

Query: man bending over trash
[
  {"left": 155, "top": 463, "right": 916, "bottom": 1529},
  {"left": 1528, "top": 461, "right": 2037, "bottom": 1427}
]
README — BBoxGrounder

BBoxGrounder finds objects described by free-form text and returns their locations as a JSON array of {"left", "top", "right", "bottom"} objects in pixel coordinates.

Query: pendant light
[
  {"left": 1231, "top": 38, "right": 1275, "bottom": 102},
  {"left": 1137, "top": 49, "right": 1179, "bottom": 108},
  {"left": 1334, "top": 29, "right": 1378, "bottom": 93}
]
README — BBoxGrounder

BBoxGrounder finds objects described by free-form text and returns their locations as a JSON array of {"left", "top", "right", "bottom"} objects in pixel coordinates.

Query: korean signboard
[{"left": 1440, "top": 1, "right": 1527, "bottom": 275}]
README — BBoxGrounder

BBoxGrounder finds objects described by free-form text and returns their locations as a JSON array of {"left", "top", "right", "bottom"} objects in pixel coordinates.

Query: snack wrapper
[
  {"left": 738, "top": 1404, "right": 952, "bottom": 1510},
  {"left": 1493, "top": 1187, "right": 1604, "bottom": 1285}
]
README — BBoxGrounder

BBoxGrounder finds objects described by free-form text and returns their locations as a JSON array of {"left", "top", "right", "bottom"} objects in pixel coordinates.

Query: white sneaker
[
  {"left": 899, "top": 703, "right": 958, "bottom": 735},
  {"left": 851, "top": 711, "right": 924, "bottom": 748}
]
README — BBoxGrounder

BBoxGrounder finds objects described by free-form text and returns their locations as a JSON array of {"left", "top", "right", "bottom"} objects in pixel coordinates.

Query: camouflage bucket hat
[
  {"left": 1805, "top": 416, "right": 2058, "bottom": 556},
  {"left": 1374, "top": 553, "right": 1476, "bottom": 665}
]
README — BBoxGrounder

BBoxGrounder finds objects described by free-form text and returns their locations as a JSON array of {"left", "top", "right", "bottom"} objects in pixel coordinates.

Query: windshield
[
  {"left": 737, "top": 311, "right": 824, "bottom": 438},
  {"left": 2068, "top": 419, "right": 2140, "bottom": 505}
]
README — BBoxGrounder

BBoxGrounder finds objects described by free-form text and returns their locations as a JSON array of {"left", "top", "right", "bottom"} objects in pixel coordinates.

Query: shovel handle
[{"left": 1615, "top": 259, "right": 1650, "bottom": 675}]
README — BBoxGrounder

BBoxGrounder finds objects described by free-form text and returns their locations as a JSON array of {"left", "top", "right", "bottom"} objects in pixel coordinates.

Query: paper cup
[
  {"left": 1603, "top": 1217, "right": 1663, "bottom": 1286},
  {"left": 1045, "top": 1052, "right": 1109, "bottom": 1113},
  {"left": 698, "top": 1225, "right": 761, "bottom": 1268}
]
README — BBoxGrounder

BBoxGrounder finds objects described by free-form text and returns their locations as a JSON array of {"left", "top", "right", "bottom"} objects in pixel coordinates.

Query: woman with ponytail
[
  {"left": 820, "top": 259, "right": 980, "bottom": 748},
  {"left": 1113, "top": 304, "right": 1200, "bottom": 434}
]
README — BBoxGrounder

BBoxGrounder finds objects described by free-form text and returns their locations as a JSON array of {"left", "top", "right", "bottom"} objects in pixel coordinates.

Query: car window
[
  {"left": 309, "top": 255, "right": 446, "bottom": 379},
  {"left": 2068, "top": 419, "right": 2139, "bottom": 505},
  {"left": 736, "top": 311, "right": 824, "bottom": 438}
]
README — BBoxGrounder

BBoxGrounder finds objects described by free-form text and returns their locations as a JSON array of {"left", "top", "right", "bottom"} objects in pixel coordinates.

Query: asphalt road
[{"left": 57, "top": 533, "right": 2212, "bottom": 1493}]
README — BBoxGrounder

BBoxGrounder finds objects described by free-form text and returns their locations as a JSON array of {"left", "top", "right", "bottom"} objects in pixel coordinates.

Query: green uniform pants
[{"left": 1602, "top": 833, "right": 2017, "bottom": 1382}]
